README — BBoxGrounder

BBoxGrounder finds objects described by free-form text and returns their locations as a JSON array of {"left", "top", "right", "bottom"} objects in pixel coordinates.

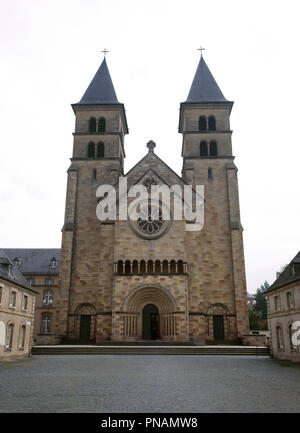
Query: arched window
[
  {"left": 125, "top": 260, "right": 131, "bottom": 274},
  {"left": 177, "top": 260, "right": 184, "bottom": 274},
  {"left": 208, "top": 115, "right": 216, "bottom": 131},
  {"left": 43, "top": 289, "right": 53, "bottom": 306},
  {"left": 19, "top": 325, "right": 26, "bottom": 348},
  {"left": 140, "top": 260, "right": 146, "bottom": 274},
  {"left": 117, "top": 260, "right": 123, "bottom": 274},
  {"left": 89, "top": 117, "right": 96, "bottom": 132},
  {"left": 132, "top": 260, "right": 139, "bottom": 275},
  {"left": 155, "top": 260, "right": 161, "bottom": 274},
  {"left": 170, "top": 260, "right": 176, "bottom": 274},
  {"left": 98, "top": 117, "right": 106, "bottom": 133},
  {"left": 276, "top": 326, "right": 284, "bottom": 349},
  {"left": 200, "top": 141, "right": 208, "bottom": 156},
  {"left": 41, "top": 313, "right": 51, "bottom": 334},
  {"left": 210, "top": 141, "right": 218, "bottom": 156},
  {"left": 87, "top": 142, "right": 95, "bottom": 158},
  {"left": 97, "top": 142, "right": 104, "bottom": 158},
  {"left": 162, "top": 260, "right": 168, "bottom": 274},
  {"left": 199, "top": 116, "right": 207, "bottom": 131},
  {"left": 6, "top": 323, "right": 14, "bottom": 348},
  {"left": 148, "top": 260, "right": 154, "bottom": 274}
]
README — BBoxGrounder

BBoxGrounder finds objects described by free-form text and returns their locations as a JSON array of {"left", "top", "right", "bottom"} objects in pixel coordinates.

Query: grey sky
[{"left": 0, "top": 0, "right": 299, "bottom": 293}]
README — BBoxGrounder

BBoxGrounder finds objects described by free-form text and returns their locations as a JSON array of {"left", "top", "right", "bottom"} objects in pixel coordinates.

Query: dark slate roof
[
  {"left": 0, "top": 249, "right": 37, "bottom": 292},
  {"left": 4, "top": 249, "right": 61, "bottom": 275},
  {"left": 78, "top": 58, "right": 119, "bottom": 104},
  {"left": 267, "top": 250, "right": 300, "bottom": 292},
  {"left": 186, "top": 55, "right": 228, "bottom": 103}
]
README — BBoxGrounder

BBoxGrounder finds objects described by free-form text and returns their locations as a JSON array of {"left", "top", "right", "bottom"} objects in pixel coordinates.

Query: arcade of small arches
[{"left": 114, "top": 259, "right": 187, "bottom": 275}]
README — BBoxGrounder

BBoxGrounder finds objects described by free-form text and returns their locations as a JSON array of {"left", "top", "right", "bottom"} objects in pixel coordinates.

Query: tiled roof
[
  {"left": 4, "top": 249, "right": 61, "bottom": 275},
  {"left": 77, "top": 57, "right": 119, "bottom": 104},
  {"left": 185, "top": 55, "right": 228, "bottom": 103},
  {"left": 0, "top": 249, "right": 36, "bottom": 291},
  {"left": 267, "top": 250, "right": 300, "bottom": 292}
]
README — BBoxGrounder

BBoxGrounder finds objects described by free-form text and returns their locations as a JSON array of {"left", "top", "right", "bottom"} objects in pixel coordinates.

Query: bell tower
[
  {"left": 55, "top": 56, "right": 128, "bottom": 341},
  {"left": 179, "top": 54, "right": 249, "bottom": 340}
]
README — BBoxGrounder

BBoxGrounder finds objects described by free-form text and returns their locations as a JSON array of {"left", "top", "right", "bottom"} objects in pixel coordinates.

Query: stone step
[{"left": 32, "top": 345, "right": 269, "bottom": 356}]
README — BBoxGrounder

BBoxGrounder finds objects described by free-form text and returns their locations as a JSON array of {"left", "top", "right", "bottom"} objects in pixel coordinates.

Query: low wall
[{"left": 241, "top": 334, "right": 267, "bottom": 346}]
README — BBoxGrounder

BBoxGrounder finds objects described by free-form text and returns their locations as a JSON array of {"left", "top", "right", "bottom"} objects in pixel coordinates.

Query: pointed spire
[
  {"left": 186, "top": 56, "right": 227, "bottom": 103},
  {"left": 78, "top": 57, "right": 119, "bottom": 104}
]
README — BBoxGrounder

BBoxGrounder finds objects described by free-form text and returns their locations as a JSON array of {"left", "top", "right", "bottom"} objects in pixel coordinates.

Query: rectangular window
[
  {"left": 277, "top": 326, "right": 284, "bottom": 349},
  {"left": 274, "top": 296, "right": 281, "bottom": 311},
  {"left": 6, "top": 324, "right": 14, "bottom": 349},
  {"left": 43, "top": 290, "right": 53, "bottom": 306},
  {"left": 287, "top": 292, "right": 293, "bottom": 308},
  {"left": 41, "top": 314, "right": 51, "bottom": 334},
  {"left": 9, "top": 291, "right": 17, "bottom": 307},
  {"left": 19, "top": 325, "right": 26, "bottom": 349},
  {"left": 45, "top": 278, "right": 54, "bottom": 286},
  {"left": 22, "top": 295, "right": 28, "bottom": 311},
  {"left": 27, "top": 278, "right": 35, "bottom": 286}
]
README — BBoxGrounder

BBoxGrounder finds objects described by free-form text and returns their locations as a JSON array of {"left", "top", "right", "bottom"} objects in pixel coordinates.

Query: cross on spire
[
  {"left": 101, "top": 48, "right": 109, "bottom": 57},
  {"left": 198, "top": 46, "right": 205, "bottom": 56}
]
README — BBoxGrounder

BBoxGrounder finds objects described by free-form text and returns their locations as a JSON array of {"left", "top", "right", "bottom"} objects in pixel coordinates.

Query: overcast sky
[{"left": 0, "top": 0, "right": 299, "bottom": 293}]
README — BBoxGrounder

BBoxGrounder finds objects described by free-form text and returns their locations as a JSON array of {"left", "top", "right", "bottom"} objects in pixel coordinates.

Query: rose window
[{"left": 137, "top": 206, "right": 164, "bottom": 234}]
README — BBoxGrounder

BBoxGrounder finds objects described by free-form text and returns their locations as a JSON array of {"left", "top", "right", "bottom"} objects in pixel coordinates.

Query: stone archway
[
  {"left": 73, "top": 303, "right": 97, "bottom": 341},
  {"left": 207, "top": 303, "right": 230, "bottom": 341},
  {"left": 122, "top": 284, "right": 177, "bottom": 341},
  {"left": 142, "top": 304, "right": 159, "bottom": 340}
]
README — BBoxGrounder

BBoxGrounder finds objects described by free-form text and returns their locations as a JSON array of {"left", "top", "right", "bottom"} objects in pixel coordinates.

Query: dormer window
[
  {"left": 13, "top": 257, "right": 21, "bottom": 267},
  {"left": 50, "top": 258, "right": 57, "bottom": 269},
  {"left": 290, "top": 265, "right": 295, "bottom": 278},
  {"left": 8, "top": 265, "right": 13, "bottom": 277}
]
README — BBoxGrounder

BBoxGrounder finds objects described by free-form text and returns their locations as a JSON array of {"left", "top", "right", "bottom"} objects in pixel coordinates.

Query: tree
[{"left": 248, "top": 281, "right": 269, "bottom": 330}]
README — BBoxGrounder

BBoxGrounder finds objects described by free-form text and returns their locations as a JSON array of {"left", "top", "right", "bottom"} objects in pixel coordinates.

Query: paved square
[{"left": 0, "top": 355, "right": 299, "bottom": 412}]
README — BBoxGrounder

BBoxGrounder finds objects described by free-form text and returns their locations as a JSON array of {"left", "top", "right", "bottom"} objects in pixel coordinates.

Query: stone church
[
  {"left": 53, "top": 54, "right": 249, "bottom": 344},
  {"left": 5, "top": 55, "right": 250, "bottom": 345}
]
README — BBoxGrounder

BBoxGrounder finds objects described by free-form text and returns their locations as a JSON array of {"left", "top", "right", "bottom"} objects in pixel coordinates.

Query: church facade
[{"left": 52, "top": 55, "right": 250, "bottom": 344}]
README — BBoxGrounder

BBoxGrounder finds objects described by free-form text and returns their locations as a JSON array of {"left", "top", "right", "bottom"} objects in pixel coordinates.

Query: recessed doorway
[{"left": 142, "top": 304, "right": 159, "bottom": 340}]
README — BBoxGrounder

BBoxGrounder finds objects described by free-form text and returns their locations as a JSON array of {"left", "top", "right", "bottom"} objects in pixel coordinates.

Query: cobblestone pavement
[{"left": 0, "top": 355, "right": 299, "bottom": 413}]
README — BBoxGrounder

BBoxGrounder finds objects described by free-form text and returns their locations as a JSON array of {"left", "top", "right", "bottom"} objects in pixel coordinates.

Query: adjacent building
[
  {"left": 0, "top": 250, "right": 38, "bottom": 359},
  {"left": 4, "top": 249, "right": 60, "bottom": 345},
  {"left": 265, "top": 251, "right": 300, "bottom": 362}
]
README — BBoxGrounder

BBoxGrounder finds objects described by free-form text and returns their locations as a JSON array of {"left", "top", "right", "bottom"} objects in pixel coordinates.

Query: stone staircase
[{"left": 32, "top": 344, "right": 269, "bottom": 356}]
